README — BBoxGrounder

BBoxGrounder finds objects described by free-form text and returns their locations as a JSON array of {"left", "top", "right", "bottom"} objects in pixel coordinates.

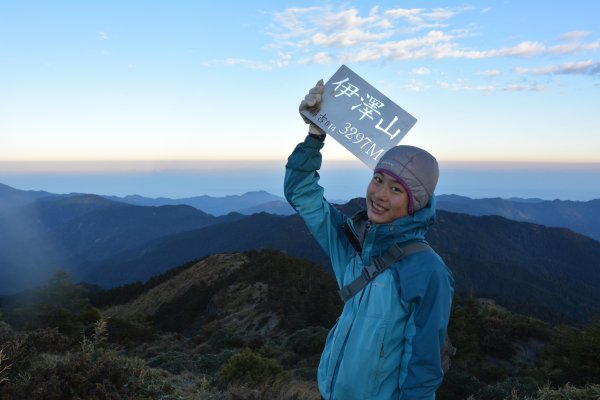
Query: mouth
[{"left": 369, "top": 200, "right": 388, "bottom": 214}]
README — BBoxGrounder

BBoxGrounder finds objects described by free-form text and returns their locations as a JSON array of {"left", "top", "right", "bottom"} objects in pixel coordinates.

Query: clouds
[
  {"left": 503, "top": 83, "right": 545, "bottom": 92},
  {"left": 311, "top": 29, "right": 392, "bottom": 47},
  {"left": 201, "top": 51, "right": 292, "bottom": 71},
  {"left": 266, "top": 5, "right": 598, "bottom": 66},
  {"left": 202, "top": 3, "right": 599, "bottom": 93},
  {"left": 559, "top": 31, "right": 592, "bottom": 41},
  {"left": 514, "top": 60, "right": 600, "bottom": 76},
  {"left": 383, "top": 6, "right": 458, "bottom": 29},
  {"left": 268, "top": 5, "right": 466, "bottom": 63},
  {"left": 436, "top": 80, "right": 495, "bottom": 92},
  {"left": 478, "top": 69, "right": 501, "bottom": 77},
  {"left": 411, "top": 67, "right": 432, "bottom": 75}
]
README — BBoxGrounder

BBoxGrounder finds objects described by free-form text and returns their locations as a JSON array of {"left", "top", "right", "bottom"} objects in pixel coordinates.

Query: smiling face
[{"left": 366, "top": 171, "right": 410, "bottom": 224}]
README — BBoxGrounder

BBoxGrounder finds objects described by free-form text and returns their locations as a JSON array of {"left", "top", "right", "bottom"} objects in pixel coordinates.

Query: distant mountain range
[
  {"left": 103, "top": 190, "right": 290, "bottom": 216},
  {"left": 0, "top": 183, "right": 245, "bottom": 291},
  {"left": 1, "top": 182, "right": 600, "bottom": 324},
  {"left": 0, "top": 182, "right": 58, "bottom": 214},
  {"left": 0, "top": 182, "right": 295, "bottom": 216},
  {"left": 106, "top": 191, "right": 600, "bottom": 243},
  {"left": 106, "top": 192, "right": 600, "bottom": 242},
  {"left": 6, "top": 182, "right": 597, "bottom": 240},
  {"left": 436, "top": 194, "right": 600, "bottom": 241}
]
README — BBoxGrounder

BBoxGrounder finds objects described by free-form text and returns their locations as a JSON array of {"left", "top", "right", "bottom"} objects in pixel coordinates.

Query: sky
[
  {"left": 1, "top": 0, "right": 599, "bottom": 164},
  {"left": 0, "top": 1, "right": 599, "bottom": 201}
]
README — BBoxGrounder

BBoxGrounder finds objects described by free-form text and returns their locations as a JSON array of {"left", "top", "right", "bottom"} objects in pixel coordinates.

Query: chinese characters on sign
[{"left": 301, "top": 65, "right": 417, "bottom": 169}]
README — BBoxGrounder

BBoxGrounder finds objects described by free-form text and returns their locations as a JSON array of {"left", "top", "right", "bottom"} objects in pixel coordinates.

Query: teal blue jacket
[{"left": 284, "top": 136, "right": 454, "bottom": 400}]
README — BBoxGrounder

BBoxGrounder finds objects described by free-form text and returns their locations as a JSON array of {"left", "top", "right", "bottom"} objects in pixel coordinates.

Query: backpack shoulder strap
[
  {"left": 338, "top": 241, "right": 432, "bottom": 303},
  {"left": 343, "top": 221, "right": 362, "bottom": 255}
]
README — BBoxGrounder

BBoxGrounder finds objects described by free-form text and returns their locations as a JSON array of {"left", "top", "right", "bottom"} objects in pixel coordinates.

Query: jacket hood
[{"left": 352, "top": 195, "right": 437, "bottom": 250}]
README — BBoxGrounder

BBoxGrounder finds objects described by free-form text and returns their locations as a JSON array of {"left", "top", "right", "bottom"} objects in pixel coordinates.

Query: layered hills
[
  {"left": 1, "top": 183, "right": 600, "bottom": 325},
  {"left": 436, "top": 194, "right": 600, "bottom": 241},
  {"left": 3, "top": 182, "right": 599, "bottom": 238}
]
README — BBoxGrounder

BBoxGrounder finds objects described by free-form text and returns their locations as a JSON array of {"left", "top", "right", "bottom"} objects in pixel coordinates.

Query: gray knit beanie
[{"left": 374, "top": 145, "right": 439, "bottom": 213}]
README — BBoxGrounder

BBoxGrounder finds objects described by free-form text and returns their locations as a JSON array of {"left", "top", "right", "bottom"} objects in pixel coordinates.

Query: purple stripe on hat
[{"left": 375, "top": 168, "right": 415, "bottom": 214}]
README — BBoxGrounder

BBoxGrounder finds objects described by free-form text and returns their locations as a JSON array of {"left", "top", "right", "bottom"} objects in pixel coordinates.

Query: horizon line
[{"left": 1, "top": 159, "right": 600, "bottom": 173}]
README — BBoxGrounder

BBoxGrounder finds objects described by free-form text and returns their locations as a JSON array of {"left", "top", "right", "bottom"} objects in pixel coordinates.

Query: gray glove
[{"left": 299, "top": 79, "right": 326, "bottom": 136}]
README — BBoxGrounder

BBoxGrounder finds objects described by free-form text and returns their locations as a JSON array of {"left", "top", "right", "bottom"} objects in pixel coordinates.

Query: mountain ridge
[
  {"left": 0, "top": 191, "right": 245, "bottom": 291},
  {"left": 103, "top": 190, "right": 287, "bottom": 215},
  {"left": 84, "top": 202, "right": 600, "bottom": 324},
  {"left": 2, "top": 182, "right": 600, "bottom": 324},
  {"left": 104, "top": 253, "right": 249, "bottom": 321},
  {"left": 2, "top": 182, "right": 598, "bottom": 237},
  {"left": 436, "top": 194, "right": 600, "bottom": 241}
]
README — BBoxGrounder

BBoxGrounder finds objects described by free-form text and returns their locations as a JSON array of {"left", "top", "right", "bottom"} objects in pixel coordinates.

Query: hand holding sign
[
  {"left": 301, "top": 65, "right": 417, "bottom": 169},
  {"left": 299, "top": 79, "right": 324, "bottom": 110},
  {"left": 299, "top": 79, "right": 326, "bottom": 136}
]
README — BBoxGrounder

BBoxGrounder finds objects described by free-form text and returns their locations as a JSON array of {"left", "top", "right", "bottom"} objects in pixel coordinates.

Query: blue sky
[{"left": 1, "top": 0, "right": 599, "bottom": 167}]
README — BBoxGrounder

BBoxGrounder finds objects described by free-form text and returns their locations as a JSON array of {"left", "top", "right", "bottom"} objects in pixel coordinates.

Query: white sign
[{"left": 301, "top": 65, "right": 417, "bottom": 169}]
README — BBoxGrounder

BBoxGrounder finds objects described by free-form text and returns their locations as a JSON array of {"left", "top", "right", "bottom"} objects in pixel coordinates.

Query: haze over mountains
[
  {"left": 436, "top": 194, "right": 600, "bottom": 241},
  {"left": 105, "top": 188, "right": 600, "bottom": 241},
  {"left": 5, "top": 182, "right": 598, "bottom": 238},
  {"left": 1, "top": 182, "right": 600, "bottom": 325},
  {"left": 103, "top": 190, "right": 286, "bottom": 216}
]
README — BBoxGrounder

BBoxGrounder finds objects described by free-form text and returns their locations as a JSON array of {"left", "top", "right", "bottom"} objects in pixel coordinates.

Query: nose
[{"left": 374, "top": 184, "right": 389, "bottom": 201}]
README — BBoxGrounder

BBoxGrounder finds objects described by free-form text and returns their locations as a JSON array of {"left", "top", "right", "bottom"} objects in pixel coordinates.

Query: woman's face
[{"left": 366, "top": 171, "right": 410, "bottom": 224}]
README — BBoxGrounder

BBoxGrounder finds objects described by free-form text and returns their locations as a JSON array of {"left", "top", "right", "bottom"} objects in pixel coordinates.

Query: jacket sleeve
[
  {"left": 399, "top": 264, "right": 454, "bottom": 400},
  {"left": 284, "top": 135, "right": 353, "bottom": 284}
]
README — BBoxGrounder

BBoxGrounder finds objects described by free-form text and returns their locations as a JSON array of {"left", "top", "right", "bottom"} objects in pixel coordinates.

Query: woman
[{"left": 284, "top": 80, "right": 454, "bottom": 399}]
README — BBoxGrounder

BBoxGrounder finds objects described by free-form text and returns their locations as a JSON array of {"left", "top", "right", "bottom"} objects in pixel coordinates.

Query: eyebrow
[{"left": 376, "top": 172, "right": 402, "bottom": 186}]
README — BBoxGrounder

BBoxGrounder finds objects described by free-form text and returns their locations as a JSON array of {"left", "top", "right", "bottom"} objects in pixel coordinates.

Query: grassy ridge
[{"left": 1, "top": 250, "right": 600, "bottom": 399}]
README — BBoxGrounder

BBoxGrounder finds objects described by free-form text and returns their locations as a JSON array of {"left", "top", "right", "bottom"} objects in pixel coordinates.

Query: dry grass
[
  {"left": 0, "top": 346, "right": 11, "bottom": 384},
  {"left": 223, "top": 378, "right": 321, "bottom": 400},
  {"left": 467, "top": 383, "right": 600, "bottom": 400},
  {"left": 106, "top": 253, "right": 248, "bottom": 320},
  {"left": 533, "top": 384, "right": 600, "bottom": 400}
]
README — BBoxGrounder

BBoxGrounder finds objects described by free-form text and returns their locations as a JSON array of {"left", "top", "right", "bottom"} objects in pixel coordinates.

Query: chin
[{"left": 367, "top": 209, "right": 390, "bottom": 224}]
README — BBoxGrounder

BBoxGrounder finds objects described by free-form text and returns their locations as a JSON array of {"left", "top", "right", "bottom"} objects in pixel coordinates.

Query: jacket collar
[{"left": 350, "top": 195, "right": 437, "bottom": 251}]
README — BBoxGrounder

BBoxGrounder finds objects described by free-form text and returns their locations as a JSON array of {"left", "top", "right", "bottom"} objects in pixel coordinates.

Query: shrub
[
  {"left": 474, "top": 377, "right": 538, "bottom": 400},
  {"left": 1, "top": 327, "right": 72, "bottom": 379},
  {"left": 220, "top": 348, "right": 282, "bottom": 386},
  {"left": 284, "top": 326, "right": 328, "bottom": 356},
  {"left": 437, "top": 368, "right": 483, "bottom": 400},
  {"left": 106, "top": 317, "right": 157, "bottom": 343},
  {"left": 195, "top": 350, "right": 236, "bottom": 375},
  {"left": 538, "top": 321, "right": 600, "bottom": 386},
  {"left": 0, "top": 346, "right": 10, "bottom": 384},
  {"left": 1, "top": 271, "right": 101, "bottom": 338},
  {"left": 22, "top": 327, "right": 72, "bottom": 354},
  {"left": 240, "top": 250, "right": 342, "bottom": 332},
  {"left": 148, "top": 351, "right": 195, "bottom": 374},
  {"left": 207, "top": 328, "right": 247, "bottom": 351},
  {"left": 475, "top": 365, "right": 508, "bottom": 384},
  {"left": 534, "top": 383, "right": 600, "bottom": 400},
  {"left": 0, "top": 347, "right": 176, "bottom": 399},
  {"left": 0, "top": 321, "right": 14, "bottom": 343},
  {"left": 293, "top": 366, "right": 318, "bottom": 381},
  {"left": 153, "top": 283, "right": 213, "bottom": 333}
]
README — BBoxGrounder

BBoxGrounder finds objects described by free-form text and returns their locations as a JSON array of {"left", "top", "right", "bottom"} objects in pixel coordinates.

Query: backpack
[{"left": 340, "top": 222, "right": 455, "bottom": 372}]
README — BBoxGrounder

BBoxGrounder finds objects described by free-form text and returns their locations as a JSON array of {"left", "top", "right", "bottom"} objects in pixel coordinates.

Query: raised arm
[{"left": 284, "top": 80, "right": 353, "bottom": 283}]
